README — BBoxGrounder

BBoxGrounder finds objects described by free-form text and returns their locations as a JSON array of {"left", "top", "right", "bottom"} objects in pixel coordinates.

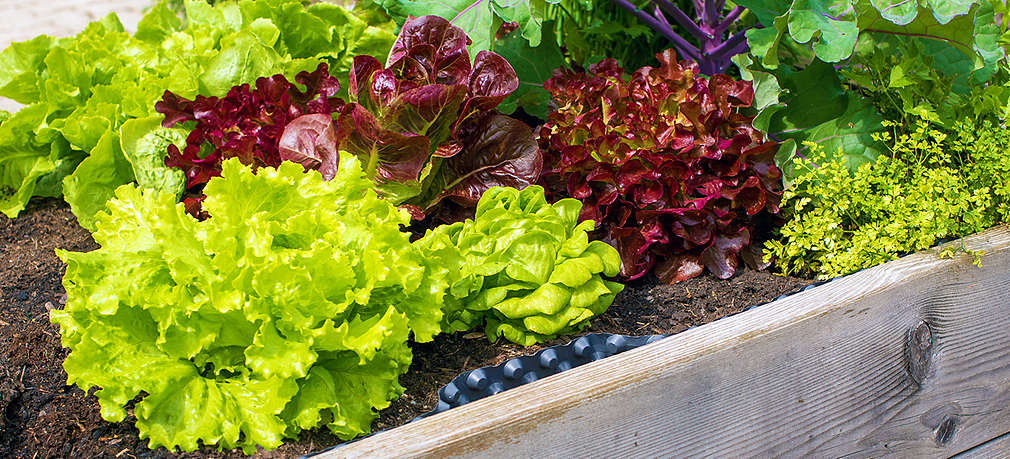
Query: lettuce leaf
[
  {"left": 419, "top": 185, "right": 623, "bottom": 345},
  {"left": 52, "top": 154, "right": 448, "bottom": 453}
]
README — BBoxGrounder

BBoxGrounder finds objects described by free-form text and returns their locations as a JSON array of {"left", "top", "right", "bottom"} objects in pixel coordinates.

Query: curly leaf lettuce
[
  {"left": 52, "top": 154, "right": 447, "bottom": 453},
  {"left": 419, "top": 185, "right": 624, "bottom": 345}
]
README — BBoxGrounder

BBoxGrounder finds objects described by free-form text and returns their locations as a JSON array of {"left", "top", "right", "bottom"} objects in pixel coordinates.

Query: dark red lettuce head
[
  {"left": 156, "top": 63, "right": 343, "bottom": 216},
  {"left": 538, "top": 50, "right": 782, "bottom": 283}
]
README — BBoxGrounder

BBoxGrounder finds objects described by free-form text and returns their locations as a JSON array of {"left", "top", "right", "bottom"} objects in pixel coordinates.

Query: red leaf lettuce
[
  {"left": 538, "top": 50, "right": 782, "bottom": 283},
  {"left": 155, "top": 63, "right": 343, "bottom": 215},
  {"left": 280, "top": 15, "right": 542, "bottom": 221}
]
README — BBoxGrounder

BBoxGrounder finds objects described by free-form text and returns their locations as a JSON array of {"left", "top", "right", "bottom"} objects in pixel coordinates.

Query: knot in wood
[
  {"left": 904, "top": 321, "right": 934, "bottom": 387},
  {"left": 935, "top": 415, "right": 957, "bottom": 445}
]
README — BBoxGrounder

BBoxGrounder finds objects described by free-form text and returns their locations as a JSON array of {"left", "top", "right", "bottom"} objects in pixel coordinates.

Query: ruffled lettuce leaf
[{"left": 53, "top": 154, "right": 447, "bottom": 453}]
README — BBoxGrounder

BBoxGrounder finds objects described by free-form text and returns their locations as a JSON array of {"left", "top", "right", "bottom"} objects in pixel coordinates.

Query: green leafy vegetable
[
  {"left": 492, "top": 23, "right": 566, "bottom": 119},
  {"left": 766, "top": 117, "right": 1010, "bottom": 278},
  {"left": 376, "top": 0, "right": 562, "bottom": 57},
  {"left": 733, "top": 0, "right": 1004, "bottom": 183},
  {"left": 419, "top": 185, "right": 624, "bottom": 345},
  {"left": 52, "top": 154, "right": 450, "bottom": 453},
  {"left": 0, "top": 0, "right": 396, "bottom": 226}
]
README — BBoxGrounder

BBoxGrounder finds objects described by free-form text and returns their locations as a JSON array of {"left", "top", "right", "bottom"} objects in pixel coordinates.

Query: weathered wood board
[
  {"left": 954, "top": 431, "right": 1010, "bottom": 458},
  {"left": 329, "top": 226, "right": 1010, "bottom": 458}
]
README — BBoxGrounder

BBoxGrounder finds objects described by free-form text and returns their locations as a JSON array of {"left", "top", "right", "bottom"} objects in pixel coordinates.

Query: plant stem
[
  {"left": 715, "top": 6, "right": 744, "bottom": 35},
  {"left": 610, "top": 0, "right": 702, "bottom": 61},
  {"left": 710, "top": 29, "right": 748, "bottom": 59},
  {"left": 704, "top": 0, "right": 719, "bottom": 26},
  {"left": 654, "top": 0, "right": 711, "bottom": 40}
]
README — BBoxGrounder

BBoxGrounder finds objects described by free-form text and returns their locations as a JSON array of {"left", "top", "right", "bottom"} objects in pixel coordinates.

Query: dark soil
[{"left": 0, "top": 198, "right": 814, "bottom": 458}]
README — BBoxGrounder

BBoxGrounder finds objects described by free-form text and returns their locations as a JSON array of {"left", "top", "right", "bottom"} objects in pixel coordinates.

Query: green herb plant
[{"left": 765, "top": 117, "right": 1010, "bottom": 278}]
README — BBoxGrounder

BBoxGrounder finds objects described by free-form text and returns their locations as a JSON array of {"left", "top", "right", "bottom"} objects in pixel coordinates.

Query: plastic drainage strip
[{"left": 301, "top": 278, "right": 832, "bottom": 458}]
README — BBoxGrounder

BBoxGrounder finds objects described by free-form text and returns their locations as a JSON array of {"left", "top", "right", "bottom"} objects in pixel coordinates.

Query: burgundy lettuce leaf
[
  {"left": 463, "top": 51, "right": 519, "bottom": 114},
  {"left": 338, "top": 104, "right": 431, "bottom": 184},
  {"left": 278, "top": 113, "right": 341, "bottom": 180},
  {"left": 539, "top": 50, "right": 782, "bottom": 283},
  {"left": 156, "top": 63, "right": 344, "bottom": 216},
  {"left": 429, "top": 112, "right": 541, "bottom": 207},
  {"left": 386, "top": 15, "right": 471, "bottom": 87},
  {"left": 384, "top": 84, "right": 467, "bottom": 147},
  {"left": 348, "top": 55, "right": 387, "bottom": 107}
]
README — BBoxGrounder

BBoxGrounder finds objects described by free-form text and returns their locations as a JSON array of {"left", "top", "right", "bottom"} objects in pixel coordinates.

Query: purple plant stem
[
  {"left": 654, "top": 0, "right": 711, "bottom": 40},
  {"left": 704, "top": 0, "right": 719, "bottom": 27},
  {"left": 715, "top": 6, "right": 744, "bottom": 35},
  {"left": 653, "top": 5, "right": 677, "bottom": 33},
  {"left": 611, "top": 0, "right": 702, "bottom": 61},
  {"left": 710, "top": 30, "right": 748, "bottom": 59},
  {"left": 610, "top": 0, "right": 753, "bottom": 75}
]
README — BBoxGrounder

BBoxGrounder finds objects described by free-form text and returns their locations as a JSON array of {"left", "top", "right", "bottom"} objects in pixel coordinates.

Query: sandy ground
[{"left": 0, "top": 0, "right": 149, "bottom": 112}]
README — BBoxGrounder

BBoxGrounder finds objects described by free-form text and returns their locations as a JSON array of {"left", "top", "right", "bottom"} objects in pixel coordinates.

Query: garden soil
[{"left": 0, "top": 198, "right": 814, "bottom": 458}]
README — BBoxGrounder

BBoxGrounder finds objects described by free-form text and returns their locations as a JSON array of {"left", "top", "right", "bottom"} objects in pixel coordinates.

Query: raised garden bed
[
  {"left": 2, "top": 0, "right": 1009, "bottom": 456},
  {"left": 5, "top": 200, "right": 1007, "bottom": 457}
]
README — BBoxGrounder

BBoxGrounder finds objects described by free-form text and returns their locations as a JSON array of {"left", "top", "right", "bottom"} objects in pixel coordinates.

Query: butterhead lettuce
[{"left": 419, "top": 185, "right": 624, "bottom": 346}]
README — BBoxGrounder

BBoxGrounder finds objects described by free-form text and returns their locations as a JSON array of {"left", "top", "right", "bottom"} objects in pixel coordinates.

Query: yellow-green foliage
[{"left": 766, "top": 118, "right": 1010, "bottom": 279}]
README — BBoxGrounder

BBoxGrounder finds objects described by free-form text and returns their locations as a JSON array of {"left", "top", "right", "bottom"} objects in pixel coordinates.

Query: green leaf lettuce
[{"left": 52, "top": 154, "right": 448, "bottom": 453}]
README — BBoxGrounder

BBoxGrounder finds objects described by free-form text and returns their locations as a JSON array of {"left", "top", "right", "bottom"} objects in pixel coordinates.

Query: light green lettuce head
[
  {"left": 419, "top": 185, "right": 624, "bottom": 346},
  {"left": 52, "top": 154, "right": 446, "bottom": 453}
]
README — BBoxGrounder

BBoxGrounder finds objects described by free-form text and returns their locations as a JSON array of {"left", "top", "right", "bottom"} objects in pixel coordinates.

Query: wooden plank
[
  {"left": 954, "top": 431, "right": 1010, "bottom": 458},
  {"left": 328, "top": 226, "right": 1010, "bottom": 458}
]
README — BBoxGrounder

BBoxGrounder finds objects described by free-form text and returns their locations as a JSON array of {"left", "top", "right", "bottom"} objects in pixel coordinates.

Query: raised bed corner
[{"left": 327, "top": 226, "right": 1010, "bottom": 457}]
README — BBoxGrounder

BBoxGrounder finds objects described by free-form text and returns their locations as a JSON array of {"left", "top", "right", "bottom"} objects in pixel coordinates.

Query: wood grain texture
[
  {"left": 954, "top": 431, "right": 1010, "bottom": 458},
  {"left": 329, "top": 226, "right": 1010, "bottom": 458}
]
